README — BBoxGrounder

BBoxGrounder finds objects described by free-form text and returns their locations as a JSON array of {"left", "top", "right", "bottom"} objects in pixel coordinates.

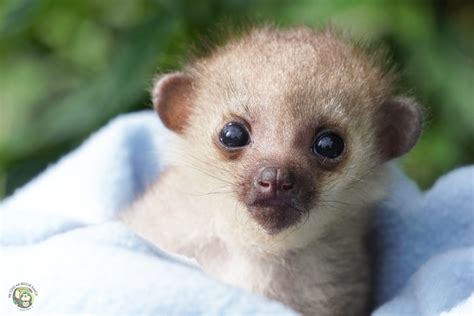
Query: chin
[{"left": 247, "top": 204, "right": 306, "bottom": 235}]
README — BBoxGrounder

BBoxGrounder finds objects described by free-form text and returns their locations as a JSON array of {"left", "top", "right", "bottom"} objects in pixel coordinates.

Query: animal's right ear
[
  {"left": 152, "top": 72, "right": 195, "bottom": 134},
  {"left": 375, "top": 97, "right": 423, "bottom": 161}
]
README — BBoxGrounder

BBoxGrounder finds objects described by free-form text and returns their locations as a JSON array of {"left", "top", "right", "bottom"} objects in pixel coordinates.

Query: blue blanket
[{"left": 1, "top": 111, "right": 473, "bottom": 315}]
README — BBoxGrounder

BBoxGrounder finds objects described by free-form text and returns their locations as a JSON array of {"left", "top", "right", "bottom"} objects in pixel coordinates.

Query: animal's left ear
[{"left": 376, "top": 97, "right": 423, "bottom": 161}]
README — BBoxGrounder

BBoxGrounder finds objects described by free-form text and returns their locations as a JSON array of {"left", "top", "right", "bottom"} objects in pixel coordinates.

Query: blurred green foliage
[{"left": 1, "top": 0, "right": 473, "bottom": 198}]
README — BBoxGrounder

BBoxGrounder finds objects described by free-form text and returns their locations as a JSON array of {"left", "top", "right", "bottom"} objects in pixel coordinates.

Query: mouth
[{"left": 247, "top": 198, "right": 306, "bottom": 234}]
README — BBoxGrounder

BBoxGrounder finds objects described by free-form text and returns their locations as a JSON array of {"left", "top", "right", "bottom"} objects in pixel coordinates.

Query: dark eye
[
  {"left": 312, "top": 132, "right": 345, "bottom": 159},
  {"left": 219, "top": 122, "right": 250, "bottom": 148}
]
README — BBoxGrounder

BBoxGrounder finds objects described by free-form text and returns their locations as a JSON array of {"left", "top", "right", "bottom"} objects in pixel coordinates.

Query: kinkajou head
[{"left": 150, "top": 26, "right": 421, "bottom": 250}]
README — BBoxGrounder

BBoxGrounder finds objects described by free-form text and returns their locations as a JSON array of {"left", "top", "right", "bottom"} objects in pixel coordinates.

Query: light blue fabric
[
  {"left": 372, "top": 165, "right": 474, "bottom": 315},
  {"left": 0, "top": 111, "right": 472, "bottom": 315}
]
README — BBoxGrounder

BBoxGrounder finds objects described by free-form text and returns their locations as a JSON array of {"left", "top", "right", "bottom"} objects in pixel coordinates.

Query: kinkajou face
[{"left": 152, "top": 26, "right": 421, "bottom": 245}]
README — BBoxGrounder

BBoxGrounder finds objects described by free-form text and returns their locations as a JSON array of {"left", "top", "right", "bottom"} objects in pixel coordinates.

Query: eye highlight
[
  {"left": 312, "top": 132, "right": 345, "bottom": 159},
  {"left": 219, "top": 122, "right": 250, "bottom": 149}
]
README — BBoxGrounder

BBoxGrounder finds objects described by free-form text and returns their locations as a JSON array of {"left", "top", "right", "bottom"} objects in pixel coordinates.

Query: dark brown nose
[{"left": 255, "top": 167, "right": 296, "bottom": 197}]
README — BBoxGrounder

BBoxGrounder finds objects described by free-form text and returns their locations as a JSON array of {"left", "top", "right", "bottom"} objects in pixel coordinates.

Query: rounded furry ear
[
  {"left": 152, "top": 72, "right": 194, "bottom": 134},
  {"left": 376, "top": 97, "right": 423, "bottom": 161}
]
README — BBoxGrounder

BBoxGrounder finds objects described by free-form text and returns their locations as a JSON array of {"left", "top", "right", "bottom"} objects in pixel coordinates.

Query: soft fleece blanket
[{"left": 1, "top": 111, "right": 473, "bottom": 315}]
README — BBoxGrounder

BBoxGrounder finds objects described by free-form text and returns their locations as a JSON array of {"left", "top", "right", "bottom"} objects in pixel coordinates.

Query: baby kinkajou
[{"left": 121, "top": 26, "right": 422, "bottom": 315}]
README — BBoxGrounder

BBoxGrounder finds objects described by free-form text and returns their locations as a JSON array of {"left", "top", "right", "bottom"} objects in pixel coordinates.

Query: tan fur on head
[
  {"left": 151, "top": 26, "right": 421, "bottom": 244},
  {"left": 123, "top": 25, "right": 422, "bottom": 315}
]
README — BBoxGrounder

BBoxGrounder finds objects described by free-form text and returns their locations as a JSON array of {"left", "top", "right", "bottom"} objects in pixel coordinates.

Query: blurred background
[{"left": 0, "top": 0, "right": 473, "bottom": 199}]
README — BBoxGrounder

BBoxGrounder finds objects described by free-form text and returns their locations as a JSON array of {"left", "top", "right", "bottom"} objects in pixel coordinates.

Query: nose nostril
[
  {"left": 281, "top": 183, "right": 294, "bottom": 191},
  {"left": 258, "top": 181, "right": 271, "bottom": 188}
]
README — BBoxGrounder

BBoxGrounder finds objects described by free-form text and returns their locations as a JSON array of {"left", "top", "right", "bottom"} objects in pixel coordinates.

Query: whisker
[
  {"left": 188, "top": 190, "right": 234, "bottom": 197},
  {"left": 183, "top": 162, "right": 234, "bottom": 185}
]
